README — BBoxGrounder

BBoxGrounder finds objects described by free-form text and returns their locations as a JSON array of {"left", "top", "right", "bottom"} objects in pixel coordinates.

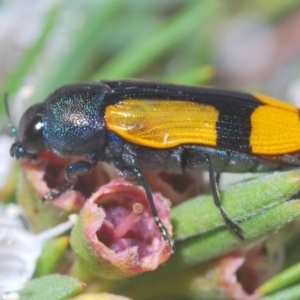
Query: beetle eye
[
  {"left": 23, "top": 116, "right": 44, "bottom": 153},
  {"left": 25, "top": 115, "right": 43, "bottom": 137}
]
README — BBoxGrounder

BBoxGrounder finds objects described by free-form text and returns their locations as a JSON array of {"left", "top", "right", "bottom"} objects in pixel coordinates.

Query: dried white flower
[{"left": 0, "top": 204, "right": 77, "bottom": 295}]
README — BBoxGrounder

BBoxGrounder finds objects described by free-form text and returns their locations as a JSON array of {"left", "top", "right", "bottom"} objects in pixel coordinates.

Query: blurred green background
[{"left": 1, "top": 0, "right": 300, "bottom": 117}]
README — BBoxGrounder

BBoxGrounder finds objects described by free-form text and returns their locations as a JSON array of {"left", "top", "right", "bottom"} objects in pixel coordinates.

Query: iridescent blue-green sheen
[{"left": 43, "top": 83, "right": 108, "bottom": 156}]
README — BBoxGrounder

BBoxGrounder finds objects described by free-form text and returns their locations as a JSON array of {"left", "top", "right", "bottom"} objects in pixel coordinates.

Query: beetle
[{"left": 9, "top": 80, "right": 300, "bottom": 251}]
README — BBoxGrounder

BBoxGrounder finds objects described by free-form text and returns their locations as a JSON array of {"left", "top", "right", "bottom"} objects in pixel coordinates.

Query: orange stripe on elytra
[
  {"left": 105, "top": 99, "right": 219, "bottom": 148},
  {"left": 250, "top": 103, "right": 300, "bottom": 154}
]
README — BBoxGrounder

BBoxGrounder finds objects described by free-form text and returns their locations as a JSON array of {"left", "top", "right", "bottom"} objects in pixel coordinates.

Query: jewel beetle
[{"left": 9, "top": 80, "right": 300, "bottom": 251}]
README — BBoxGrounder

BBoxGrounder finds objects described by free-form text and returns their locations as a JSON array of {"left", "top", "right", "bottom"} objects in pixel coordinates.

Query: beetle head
[{"left": 10, "top": 103, "right": 45, "bottom": 159}]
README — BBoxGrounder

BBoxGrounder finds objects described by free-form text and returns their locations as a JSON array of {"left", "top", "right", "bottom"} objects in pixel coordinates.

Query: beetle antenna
[{"left": 4, "top": 93, "right": 17, "bottom": 135}]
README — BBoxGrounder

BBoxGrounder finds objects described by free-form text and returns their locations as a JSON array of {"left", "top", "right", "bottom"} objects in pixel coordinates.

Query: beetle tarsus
[
  {"left": 219, "top": 206, "right": 244, "bottom": 240},
  {"left": 154, "top": 216, "right": 175, "bottom": 252},
  {"left": 42, "top": 182, "right": 74, "bottom": 201}
]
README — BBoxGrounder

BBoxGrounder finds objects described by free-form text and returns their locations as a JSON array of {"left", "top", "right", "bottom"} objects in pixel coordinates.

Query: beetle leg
[
  {"left": 216, "top": 172, "right": 221, "bottom": 185},
  {"left": 130, "top": 166, "right": 175, "bottom": 252},
  {"left": 203, "top": 154, "right": 244, "bottom": 240},
  {"left": 42, "top": 181, "right": 74, "bottom": 201},
  {"left": 43, "top": 159, "right": 97, "bottom": 201}
]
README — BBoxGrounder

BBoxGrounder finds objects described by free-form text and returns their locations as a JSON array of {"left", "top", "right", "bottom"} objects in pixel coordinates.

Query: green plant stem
[
  {"left": 91, "top": 0, "right": 218, "bottom": 79},
  {"left": 262, "top": 283, "right": 300, "bottom": 300},
  {"left": 2, "top": 5, "right": 60, "bottom": 98},
  {"left": 32, "top": 0, "right": 125, "bottom": 103},
  {"left": 172, "top": 169, "right": 300, "bottom": 241},
  {"left": 259, "top": 260, "right": 300, "bottom": 295},
  {"left": 170, "top": 200, "right": 300, "bottom": 271},
  {"left": 162, "top": 65, "right": 215, "bottom": 85},
  {"left": 34, "top": 236, "right": 69, "bottom": 277}
]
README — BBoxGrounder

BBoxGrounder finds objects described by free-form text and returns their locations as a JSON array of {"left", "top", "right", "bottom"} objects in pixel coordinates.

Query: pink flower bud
[
  {"left": 17, "top": 151, "right": 112, "bottom": 232},
  {"left": 71, "top": 178, "right": 173, "bottom": 279}
]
